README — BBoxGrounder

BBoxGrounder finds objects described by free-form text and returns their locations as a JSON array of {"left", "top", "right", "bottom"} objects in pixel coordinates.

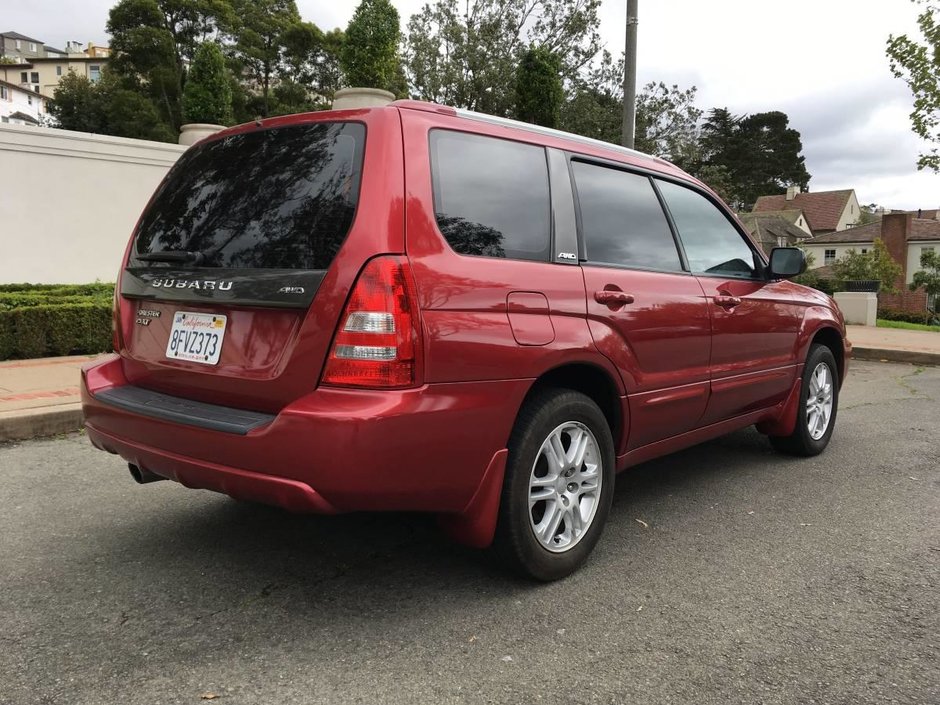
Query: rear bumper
[{"left": 82, "top": 354, "right": 528, "bottom": 516}]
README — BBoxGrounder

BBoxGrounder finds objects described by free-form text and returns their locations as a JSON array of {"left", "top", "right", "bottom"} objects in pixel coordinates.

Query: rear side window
[
  {"left": 572, "top": 161, "right": 682, "bottom": 271},
  {"left": 430, "top": 130, "right": 551, "bottom": 261},
  {"left": 656, "top": 180, "right": 760, "bottom": 278},
  {"left": 132, "top": 122, "right": 365, "bottom": 270}
]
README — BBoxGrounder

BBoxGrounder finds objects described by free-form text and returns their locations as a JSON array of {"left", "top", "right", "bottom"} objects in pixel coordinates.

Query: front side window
[
  {"left": 89, "top": 65, "right": 101, "bottom": 82},
  {"left": 657, "top": 180, "right": 760, "bottom": 278},
  {"left": 133, "top": 121, "right": 365, "bottom": 270},
  {"left": 56, "top": 65, "right": 62, "bottom": 76},
  {"left": 430, "top": 130, "right": 551, "bottom": 261},
  {"left": 572, "top": 161, "right": 681, "bottom": 271},
  {"left": 825, "top": 249, "right": 836, "bottom": 265},
  {"left": 20, "top": 71, "right": 27, "bottom": 84},
  {"left": 30, "top": 72, "right": 38, "bottom": 83},
  {"left": 0, "top": 86, "right": 7, "bottom": 100}
]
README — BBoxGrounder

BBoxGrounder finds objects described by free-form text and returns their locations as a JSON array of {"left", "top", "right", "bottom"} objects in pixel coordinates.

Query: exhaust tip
[{"left": 128, "top": 463, "right": 166, "bottom": 484}]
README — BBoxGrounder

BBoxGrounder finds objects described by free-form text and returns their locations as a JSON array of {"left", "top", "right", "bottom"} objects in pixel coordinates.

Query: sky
[{"left": 7, "top": 0, "right": 938, "bottom": 209}]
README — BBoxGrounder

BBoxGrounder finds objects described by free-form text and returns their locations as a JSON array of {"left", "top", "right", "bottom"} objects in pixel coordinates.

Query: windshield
[{"left": 131, "top": 121, "right": 365, "bottom": 270}]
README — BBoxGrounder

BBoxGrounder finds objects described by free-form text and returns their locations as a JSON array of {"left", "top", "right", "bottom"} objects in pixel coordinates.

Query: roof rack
[{"left": 453, "top": 107, "right": 664, "bottom": 165}]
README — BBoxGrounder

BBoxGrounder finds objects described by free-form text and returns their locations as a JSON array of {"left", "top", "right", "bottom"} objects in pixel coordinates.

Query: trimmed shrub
[
  {"left": 0, "top": 283, "right": 115, "bottom": 359},
  {"left": 0, "top": 304, "right": 112, "bottom": 359},
  {"left": 877, "top": 308, "right": 932, "bottom": 325}
]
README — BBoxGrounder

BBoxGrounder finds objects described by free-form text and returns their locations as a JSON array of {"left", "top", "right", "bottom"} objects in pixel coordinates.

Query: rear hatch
[{"left": 116, "top": 110, "right": 403, "bottom": 412}]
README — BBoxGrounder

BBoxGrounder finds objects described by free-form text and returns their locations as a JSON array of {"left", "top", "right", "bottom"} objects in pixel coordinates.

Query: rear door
[
  {"left": 117, "top": 110, "right": 405, "bottom": 412},
  {"left": 572, "top": 159, "right": 712, "bottom": 450},
  {"left": 655, "top": 179, "right": 803, "bottom": 424}
]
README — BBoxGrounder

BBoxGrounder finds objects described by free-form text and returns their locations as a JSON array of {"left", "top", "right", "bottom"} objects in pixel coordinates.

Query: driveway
[{"left": 1, "top": 361, "right": 937, "bottom": 704}]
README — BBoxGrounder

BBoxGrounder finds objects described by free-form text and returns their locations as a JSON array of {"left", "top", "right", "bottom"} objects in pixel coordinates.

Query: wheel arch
[
  {"left": 810, "top": 325, "right": 846, "bottom": 386},
  {"left": 520, "top": 361, "right": 625, "bottom": 452}
]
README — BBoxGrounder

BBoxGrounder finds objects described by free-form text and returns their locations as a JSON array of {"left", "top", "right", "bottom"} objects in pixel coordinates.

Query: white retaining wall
[{"left": 0, "top": 123, "right": 187, "bottom": 284}]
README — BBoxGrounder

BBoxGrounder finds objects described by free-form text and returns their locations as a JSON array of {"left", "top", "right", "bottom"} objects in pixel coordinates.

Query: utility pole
[{"left": 622, "top": 0, "right": 638, "bottom": 148}]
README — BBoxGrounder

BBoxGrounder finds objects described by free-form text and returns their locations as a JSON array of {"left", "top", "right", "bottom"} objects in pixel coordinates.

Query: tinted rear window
[
  {"left": 430, "top": 130, "right": 551, "bottom": 261},
  {"left": 132, "top": 122, "right": 365, "bottom": 270}
]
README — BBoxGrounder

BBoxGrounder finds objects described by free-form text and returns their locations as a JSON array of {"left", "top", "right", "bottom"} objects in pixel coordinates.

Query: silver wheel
[
  {"left": 806, "top": 362, "right": 834, "bottom": 440},
  {"left": 528, "top": 421, "right": 603, "bottom": 553}
]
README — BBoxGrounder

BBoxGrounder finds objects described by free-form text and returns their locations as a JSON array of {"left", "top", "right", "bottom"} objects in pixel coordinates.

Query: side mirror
[{"left": 768, "top": 247, "right": 807, "bottom": 279}]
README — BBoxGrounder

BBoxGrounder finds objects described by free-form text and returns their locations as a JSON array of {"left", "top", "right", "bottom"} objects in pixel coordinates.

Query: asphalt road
[{"left": 1, "top": 361, "right": 938, "bottom": 705}]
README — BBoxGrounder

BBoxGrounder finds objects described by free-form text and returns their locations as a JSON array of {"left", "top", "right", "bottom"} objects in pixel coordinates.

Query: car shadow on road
[{"left": 90, "top": 425, "right": 789, "bottom": 598}]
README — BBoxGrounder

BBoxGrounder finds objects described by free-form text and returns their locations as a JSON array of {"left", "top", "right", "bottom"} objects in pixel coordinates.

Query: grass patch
[{"left": 876, "top": 319, "right": 940, "bottom": 333}]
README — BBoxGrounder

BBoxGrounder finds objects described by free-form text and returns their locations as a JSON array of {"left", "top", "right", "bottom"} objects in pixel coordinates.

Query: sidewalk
[
  {"left": 846, "top": 325, "right": 940, "bottom": 366},
  {"left": 1, "top": 325, "right": 938, "bottom": 442},
  {"left": 0, "top": 354, "right": 100, "bottom": 442}
]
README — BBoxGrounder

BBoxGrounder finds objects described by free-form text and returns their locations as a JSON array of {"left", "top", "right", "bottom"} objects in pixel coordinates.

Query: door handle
[
  {"left": 714, "top": 295, "right": 742, "bottom": 308},
  {"left": 594, "top": 290, "right": 635, "bottom": 306}
]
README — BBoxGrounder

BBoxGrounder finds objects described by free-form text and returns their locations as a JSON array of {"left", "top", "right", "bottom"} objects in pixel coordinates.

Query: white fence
[{"left": 0, "top": 123, "right": 186, "bottom": 284}]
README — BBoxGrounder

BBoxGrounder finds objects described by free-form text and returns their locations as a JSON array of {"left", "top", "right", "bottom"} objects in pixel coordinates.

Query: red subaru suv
[{"left": 82, "top": 101, "right": 850, "bottom": 580}]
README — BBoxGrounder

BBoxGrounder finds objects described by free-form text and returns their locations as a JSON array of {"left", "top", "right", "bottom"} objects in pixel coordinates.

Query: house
[
  {"left": 0, "top": 79, "right": 49, "bottom": 125},
  {"left": 0, "top": 31, "right": 46, "bottom": 63},
  {"left": 752, "top": 186, "right": 861, "bottom": 236},
  {"left": 802, "top": 213, "right": 940, "bottom": 313},
  {"left": 737, "top": 210, "right": 812, "bottom": 255},
  {"left": 0, "top": 34, "right": 108, "bottom": 99},
  {"left": 0, "top": 56, "right": 106, "bottom": 99}
]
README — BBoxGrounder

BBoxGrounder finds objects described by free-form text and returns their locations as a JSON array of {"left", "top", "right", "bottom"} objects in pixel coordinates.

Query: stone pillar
[
  {"left": 331, "top": 87, "right": 396, "bottom": 110},
  {"left": 834, "top": 292, "right": 877, "bottom": 326},
  {"left": 178, "top": 123, "right": 225, "bottom": 146}
]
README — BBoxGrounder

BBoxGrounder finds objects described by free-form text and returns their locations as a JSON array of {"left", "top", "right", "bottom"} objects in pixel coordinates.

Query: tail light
[
  {"left": 112, "top": 274, "right": 123, "bottom": 353},
  {"left": 321, "top": 256, "right": 422, "bottom": 388}
]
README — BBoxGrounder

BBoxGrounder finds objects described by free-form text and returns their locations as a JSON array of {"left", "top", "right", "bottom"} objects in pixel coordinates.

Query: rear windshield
[{"left": 131, "top": 122, "right": 365, "bottom": 270}]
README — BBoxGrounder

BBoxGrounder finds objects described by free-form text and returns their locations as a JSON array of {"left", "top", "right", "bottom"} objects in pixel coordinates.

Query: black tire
[
  {"left": 769, "top": 344, "right": 839, "bottom": 456},
  {"left": 493, "top": 388, "right": 615, "bottom": 581}
]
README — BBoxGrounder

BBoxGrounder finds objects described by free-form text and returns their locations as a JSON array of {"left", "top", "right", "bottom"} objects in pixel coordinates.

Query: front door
[{"left": 655, "top": 179, "right": 802, "bottom": 424}]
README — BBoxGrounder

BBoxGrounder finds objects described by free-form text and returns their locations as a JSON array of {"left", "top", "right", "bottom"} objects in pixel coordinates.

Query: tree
[
  {"left": 832, "top": 239, "right": 904, "bottom": 292},
  {"left": 910, "top": 248, "right": 940, "bottom": 307},
  {"left": 515, "top": 46, "right": 563, "bottom": 127},
  {"left": 887, "top": 0, "right": 940, "bottom": 171},
  {"left": 107, "top": 0, "right": 231, "bottom": 132},
  {"left": 341, "top": 0, "right": 401, "bottom": 91},
  {"left": 634, "top": 82, "right": 703, "bottom": 166},
  {"left": 49, "top": 70, "right": 175, "bottom": 142},
  {"left": 559, "top": 51, "right": 703, "bottom": 160},
  {"left": 558, "top": 50, "right": 622, "bottom": 143},
  {"left": 226, "top": 0, "right": 301, "bottom": 116},
  {"left": 183, "top": 41, "right": 233, "bottom": 124},
  {"left": 403, "top": 0, "right": 602, "bottom": 117},
  {"left": 694, "top": 107, "right": 810, "bottom": 211}
]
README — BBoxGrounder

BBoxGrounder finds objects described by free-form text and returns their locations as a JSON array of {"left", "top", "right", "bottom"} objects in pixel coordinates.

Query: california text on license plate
[{"left": 165, "top": 312, "right": 227, "bottom": 365}]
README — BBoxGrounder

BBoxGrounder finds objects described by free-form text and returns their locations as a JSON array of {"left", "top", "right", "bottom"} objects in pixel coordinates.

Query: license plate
[{"left": 165, "top": 312, "right": 227, "bottom": 365}]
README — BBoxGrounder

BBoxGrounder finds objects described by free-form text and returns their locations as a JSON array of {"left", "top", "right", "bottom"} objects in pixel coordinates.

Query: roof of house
[
  {"left": 740, "top": 209, "right": 808, "bottom": 228},
  {"left": 738, "top": 214, "right": 810, "bottom": 251},
  {"left": 43, "top": 44, "right": 65, "bottom": 54},
  {"left": 1, "top": 31, "right": 44, "bottom": 44},
  {"left": 0, "top": 77, "right": 48, "bottom": 98},
  {"left": 753, "top": 189, "right": 855, "bottom": 232},
  {"left": 7, "top": 110, "right": 40, "bottom": 125},
  {"left": 28, "top": 55, "right": 104, "bottom": 62},
  {"left": 805, "top": 218, "right": 940, "bottom": 244},
  {"left": 891, "top": 208, "right": 939, "bottom": 220}
]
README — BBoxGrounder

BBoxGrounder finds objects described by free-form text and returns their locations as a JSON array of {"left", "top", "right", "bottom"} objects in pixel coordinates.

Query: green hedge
[
  {"left": 877, "top": 308, "right": 934, "bottom": 325},
  {"left": 0, "top": 283, "right": 115, "bottom": 360}
]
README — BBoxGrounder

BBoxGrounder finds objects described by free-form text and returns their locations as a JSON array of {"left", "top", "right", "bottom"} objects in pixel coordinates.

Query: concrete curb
[
  {"left": 0, "top": 403, "right": 84, "bottom": 443},
  {"left": 851, "top": 346, "right": 940, "bottom": 367}
]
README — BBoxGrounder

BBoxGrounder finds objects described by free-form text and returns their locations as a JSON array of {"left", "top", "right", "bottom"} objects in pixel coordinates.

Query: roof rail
[{"left": 453, "top": 107, "right": 664, "bottom": 165}]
